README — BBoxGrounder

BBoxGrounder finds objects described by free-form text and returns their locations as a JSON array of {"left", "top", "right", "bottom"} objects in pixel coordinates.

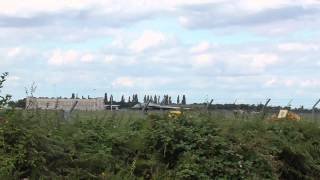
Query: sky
[{"left": 1, "top": 0, "right": 320, "bottom": 108}]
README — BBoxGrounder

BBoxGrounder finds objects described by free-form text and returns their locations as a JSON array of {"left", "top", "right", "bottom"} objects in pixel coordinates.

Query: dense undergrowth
[{"left": 0, "top": 109, "right": 320, "bottom": 179}]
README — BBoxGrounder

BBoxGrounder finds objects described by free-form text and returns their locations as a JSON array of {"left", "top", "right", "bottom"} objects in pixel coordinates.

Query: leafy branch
[{"left": 0, "top": 72, "right": 11, "bottom": 107}]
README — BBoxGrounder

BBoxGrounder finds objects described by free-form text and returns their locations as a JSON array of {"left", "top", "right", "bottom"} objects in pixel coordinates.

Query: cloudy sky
[{"left": 1, "top": 0, "right": 320, "bottom": 107}]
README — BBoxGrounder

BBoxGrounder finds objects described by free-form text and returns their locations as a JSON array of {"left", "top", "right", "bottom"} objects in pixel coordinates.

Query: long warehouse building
[{"left": 26, "top": 97, "right": 105, "bottom": 111}]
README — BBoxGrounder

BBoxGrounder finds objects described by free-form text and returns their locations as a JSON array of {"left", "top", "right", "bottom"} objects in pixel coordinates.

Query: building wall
[{"left": 26, "top": 97, "right": 104, "bottom": 111}]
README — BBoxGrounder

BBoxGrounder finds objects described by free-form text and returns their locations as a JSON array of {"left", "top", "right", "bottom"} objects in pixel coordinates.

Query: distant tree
[
  {"left": 71, "top": 93, "right": 75, "bottom": 99},
  {"left": 8, "top": 101, "right": 15, "bottom": 108},
  {"left": 109, "top": 95, "right": 113, "bottom": 103},
  {"left": 128, "top": 96, "right": 131, "bottom": 103},
  {"left": 161, "top": 95, "right": 165, "bottom": 105},
  {"left": 182, "top": 95, "right": 186, "bottom": 105},
  {"left": 121, "top": 95, "right": 125, "bottom": 103},
  {"left": 169, "top": 96, "right": 172, "bottom": 104},
  {"left": 143, "top": 95, "right": 147, "bottom": 103},
  {"left": 88, "top": 95, "right": 90, "bottom": 99},
  {"left": 15, "top": 98, "right": 26, "bottom": 108},
  {"left": 132, "top": 94, "right": 138, "bottom": 103},
  {"left": 166, "top": 95, "right": 168, "bottom": 105},
  {"left": 132, "top": 94, "right": 136, "bottom": 103},
  {"left": 177, "top": 95, "right": 180, "bottom": 104},
  {"left": 154, "top": 95, "right": 158, "bottom": 104},
  {"left": 163, "top": 95, "right": 169, "bottom": 105},
  {"left": 299, "top": 105, "right": 304, "bottom": 111},
  {"left": 104, "top": 93, "right": 108, "bottom": 104}
]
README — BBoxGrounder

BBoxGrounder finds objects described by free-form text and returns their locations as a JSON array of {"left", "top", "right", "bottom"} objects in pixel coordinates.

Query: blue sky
[{"left": 1, "top": 0, "right": 320, "bottom": 108}]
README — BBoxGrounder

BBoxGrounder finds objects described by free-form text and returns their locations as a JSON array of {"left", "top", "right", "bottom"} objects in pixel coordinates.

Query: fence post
[
  {"left": 312, "top": 99, "right": 320, "bottom": 122},
  {"left": 206, "top": 99, "right": 214, "bottom": 113},
  {"left": 261, "top": 98, "right": 271, "bottom": 119}
]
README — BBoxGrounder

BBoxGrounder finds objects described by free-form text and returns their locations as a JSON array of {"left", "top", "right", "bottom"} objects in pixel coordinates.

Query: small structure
[
  {"left": 26, "top": 97, "right": 104, "bottom": 111},
  {"left": 105, "top": 105, "right": 120, "bottom": 110},
  {"left": 278, "top": 110, "right": 288, "bottom": 119}
]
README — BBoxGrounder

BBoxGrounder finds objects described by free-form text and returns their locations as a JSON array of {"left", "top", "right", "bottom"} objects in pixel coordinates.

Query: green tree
[
  {"left": 177, "top": 95, "right": 180, "bottom": 104},
  {"left": 154, "top": 95, "right": 157, "bottom": 104},
  {"left": 182, "top": 95, "right": 186, "bottom": 105},
  {"left": 109, "top": 95, "right": 113, "bottom": 103},
  {"left": 0, "top": 72, "right": 11, "bottom": 108},
  {"left": 104, "top": 93, "right": 108, "bottom": 104},
  {"left": 16, "top": 98, "right": 26, "bottom": 108}
]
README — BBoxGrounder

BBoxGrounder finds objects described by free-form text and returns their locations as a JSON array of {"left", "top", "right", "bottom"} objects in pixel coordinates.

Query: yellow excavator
[
  {"left": 268, "top": 99, "right": 301, "bottom": 122},
  {"left": 168, "top": 110, "right": 182, "bottom": 119},
  {"left": 269, "top": 109, "right": 301, "bottom": 122}
]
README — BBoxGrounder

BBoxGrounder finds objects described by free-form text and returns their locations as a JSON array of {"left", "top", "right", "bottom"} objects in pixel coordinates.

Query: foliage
[
  {"left": 0, "top": 72, "right": 11, "bottom": 108},
  {"left": 0, "top": 110, "right": 319, "bottom": 179}
]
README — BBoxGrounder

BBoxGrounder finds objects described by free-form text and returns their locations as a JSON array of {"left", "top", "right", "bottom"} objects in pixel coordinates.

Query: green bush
[{"left": 0, "top": 110, "right": 320, "bottom": 179}]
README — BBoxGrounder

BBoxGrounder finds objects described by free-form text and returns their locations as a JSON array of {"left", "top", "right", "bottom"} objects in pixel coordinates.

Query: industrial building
[{"left": 26, "top": 97, "right": 104, "bottom": 111}]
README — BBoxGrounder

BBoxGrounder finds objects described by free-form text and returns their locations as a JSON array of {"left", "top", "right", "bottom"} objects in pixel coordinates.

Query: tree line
[{"left": 102, "top": 93, "right": 187, "bottom": 107}]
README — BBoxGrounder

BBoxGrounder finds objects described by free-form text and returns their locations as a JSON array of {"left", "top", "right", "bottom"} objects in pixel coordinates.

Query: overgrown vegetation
[
  {"left": 0, "top": 110, "right": 319, "bottom": 179},
  {"left": 1, "top": 74, "right": 320, "bottom": 179}
]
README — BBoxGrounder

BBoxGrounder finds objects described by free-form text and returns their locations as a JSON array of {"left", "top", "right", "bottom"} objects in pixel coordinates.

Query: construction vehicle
[
  {"left": 168, "top": 110, "right": 182, "bottom": 119},
  {"left": 269, "top": 109, "right": 301, "bottom": 122},
  {"left": 268, "top": 99, "right": 301, "bottom": 122}
]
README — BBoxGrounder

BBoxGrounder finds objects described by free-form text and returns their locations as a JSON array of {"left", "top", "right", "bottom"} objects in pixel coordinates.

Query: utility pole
[{"left": 312, "top": 99, "right": 320, "bottom": 122}]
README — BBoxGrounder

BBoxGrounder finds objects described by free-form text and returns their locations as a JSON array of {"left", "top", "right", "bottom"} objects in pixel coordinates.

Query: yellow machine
[
  {"left": 269, "top": 109, "right": 301, "bottom": 122},
  {"left": 168, "top": 110, "right": 182, "bottom": 119}
]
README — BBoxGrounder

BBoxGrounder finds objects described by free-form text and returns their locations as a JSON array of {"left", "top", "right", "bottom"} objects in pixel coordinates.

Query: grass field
[{"left": 1, "top": 109, "right": 320, "bottom": 179}]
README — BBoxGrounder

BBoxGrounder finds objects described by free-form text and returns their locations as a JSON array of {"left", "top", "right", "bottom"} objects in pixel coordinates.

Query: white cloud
[
  {"left": 193, "top": 53, "right": 216, "bottom": 67},
  {"left": 240, "top": 0, "right": 292, "bottom": 12},
  {"left": 112, "top": 76, "right": 174, "bottom": 89},
  {"left": 190, "top": 41, "right": 212, "bottom": 53},
  {"left": 112, "top": 77, "right": 135, "bottom": 88},
  {"left": 278, "top": 43, "right": 319, "bottom": 51},
  {"left": 7, "top": 47, "right": 22, "bottom": 57},
  {"left": 48, "top": 50, "right": 97, "bottom": 65},
  {"left": 7, "top": 75, "right": 21, "bottom": 81},
  {"left": 104, "top": 55, "right": 116, "bottom": 64},
  {"left": 264, "top": 78, "right": 277, "bottom": 87},
  {"left": 301, "top": 79, "right": 320, "bottom": 88},
  {"left": 80, "top": 53, "right": 95, "bottom": 63},
  {"left": 178, "top": 16, "right": 190, "bottom": 26},
  {"left": 0, "top": 0, "right": 215, "bottom": 16},
  {"left": 247, "top": 53, "right": 279, "bottom": 69},
  {"left": 265, "top": 77, "right": 320, "bottom": 88},
  {"left": 48, "top": 49, "right": 79, "bottom": 66},
  {"left": 129, "top": 30, "right": 167, "bottom": 53}
]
